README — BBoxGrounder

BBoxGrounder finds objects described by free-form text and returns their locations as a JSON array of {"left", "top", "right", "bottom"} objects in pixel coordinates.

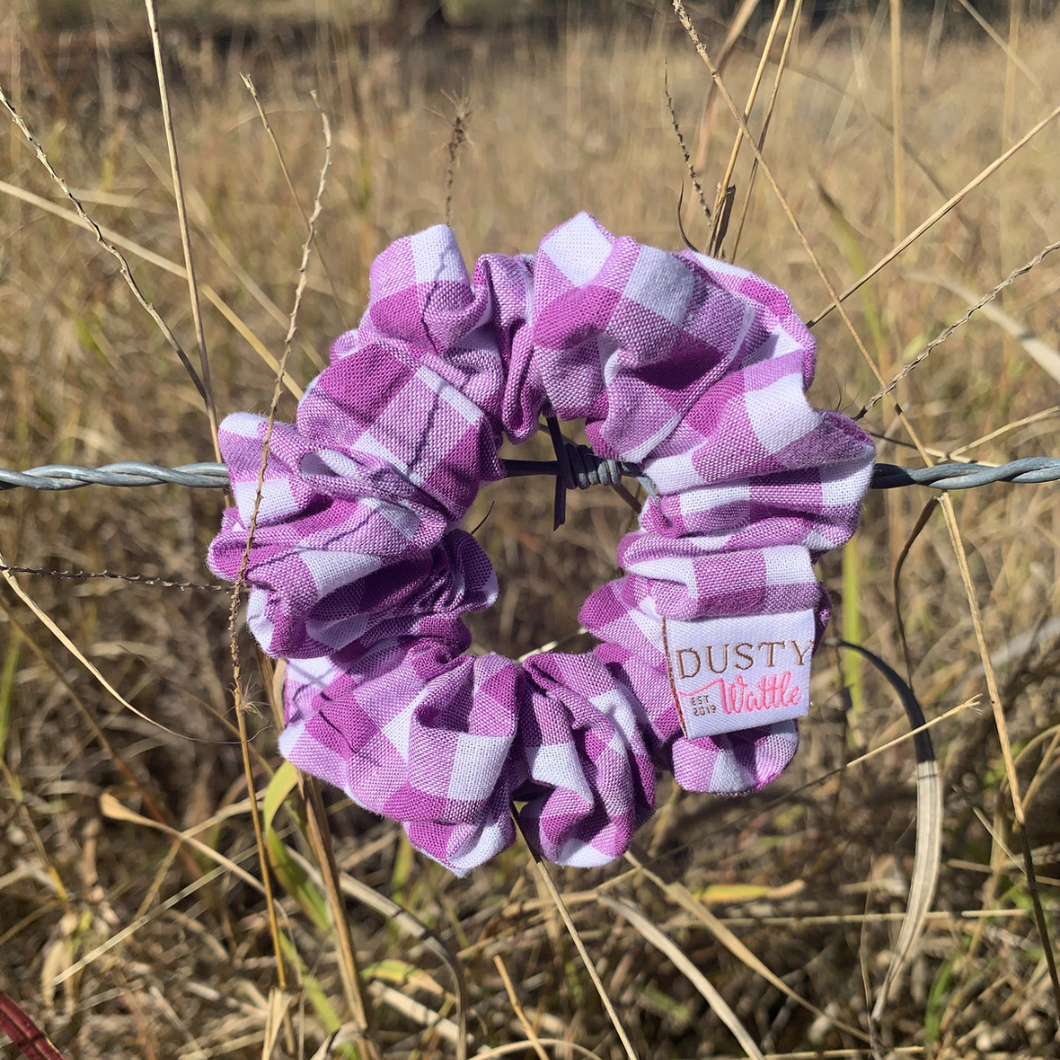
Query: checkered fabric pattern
[{"left": 208, "top": 213, "right": 875, "bottom": 874}]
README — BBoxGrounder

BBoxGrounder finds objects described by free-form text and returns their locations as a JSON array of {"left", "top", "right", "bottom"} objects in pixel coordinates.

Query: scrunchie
[{"left": 208, "top": 213, "right": 875, "bottom": 875}]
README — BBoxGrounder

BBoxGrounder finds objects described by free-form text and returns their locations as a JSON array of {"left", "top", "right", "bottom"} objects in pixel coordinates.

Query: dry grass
[{"left": 2, "top": 1, "right": 1060, "bottom": 1057}]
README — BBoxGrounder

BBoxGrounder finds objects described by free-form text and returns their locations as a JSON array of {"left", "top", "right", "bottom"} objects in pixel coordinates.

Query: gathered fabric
[{"left": 208, "top": 213, "right": 875, "bottom": 874}]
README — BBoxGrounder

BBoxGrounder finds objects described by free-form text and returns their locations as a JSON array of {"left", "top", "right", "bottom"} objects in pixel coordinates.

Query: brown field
[{"left": 2, "top": 2, "right": 1060, "bottom": 1057}]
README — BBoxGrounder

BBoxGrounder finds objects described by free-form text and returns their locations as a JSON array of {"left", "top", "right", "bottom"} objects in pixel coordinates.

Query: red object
[{"left": 0, "top": 993, "right": 69, "bottom": 1060}]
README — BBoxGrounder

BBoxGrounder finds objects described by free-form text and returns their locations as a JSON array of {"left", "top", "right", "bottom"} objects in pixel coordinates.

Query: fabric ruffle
[{"left": 208, "top": 213, "right": 875, "bottom": 873}]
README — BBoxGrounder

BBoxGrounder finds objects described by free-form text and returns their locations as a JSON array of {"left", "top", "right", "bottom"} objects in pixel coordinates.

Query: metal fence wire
[{"left": 2, "top": 456, "right": 1060, "bottom": 493}]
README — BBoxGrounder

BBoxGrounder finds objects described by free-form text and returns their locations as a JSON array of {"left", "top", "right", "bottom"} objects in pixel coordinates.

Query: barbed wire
[
  {"left": 3, "top": 457, "right": 1060, "bottom": 494},
  {"left": 0, "top": 564, "right": 224, "bottom": 591},
  {"left": 3, "top": 455, "right": 1057, "bottom": 592}
]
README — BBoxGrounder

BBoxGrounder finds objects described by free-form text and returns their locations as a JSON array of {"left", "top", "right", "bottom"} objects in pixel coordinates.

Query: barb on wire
[{"left": 4, "top": 456, "right": 1060, "bottom": 495}]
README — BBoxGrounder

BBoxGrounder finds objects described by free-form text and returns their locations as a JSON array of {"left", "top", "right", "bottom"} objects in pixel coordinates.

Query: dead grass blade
[
  {"left": 471, "top": 1041, "right": 604, "bottom": 1060},
  {"left": 284, "top": 843, "right": 470, "bottom": 1060},
  {"left": 143, "top": 0, "right": 219, "bottom": 460},
  {"left": 808, "top": 103, "right": 1060, "bottom": 327},
  {"left": 597, "top": 895, "right": 766, "bottom": 1060},
  {"left": 261, "top": 987, "right": 294, "bottom": 1060},
  {"left": 0, "top": 550, "right": 187, "bottom": 740},
  {"left": 364, "top": 981, "right": 461, "bottom": 1045},
  {"left": 99, "top": 790, "right": 267, "bottom": 893},
  {"left": 0, "top": 594, "right": 212, "bottom": 897},
  {"left": 860, "top": 241, "right": 1060, "bottom": 417},
  {"left": 845, "top": 699, "right": 976, "bottom": 771},
  {"left": 692, "top": 0, "right": 763, "bottom": 175},
  {"left": 916, "top": 265, "right": 1060, "bottom": 379},
  {"left": 833, "top": 642, "right": 942, "bottom": 1026},
  {"left": 181, "top": 184, "right": 325, "bottom": 372},
  {"left": 952, "top": 0, "right": 1042, "bottom": 93},
  {"left": 711, "top": 0, "right": 788, "bottom": 256},
  {"left": 729, "top": 0, "right": 803, "bottom": 262},
  {"left": 54, "top": 857, "right": 245, "bottom": 986},
  {"left": 938, "top": 494, "right": 1060, "bottom": 1022},
  {"left": 0, "top": 178, "right": 304, "bottom": 399},
  {"left": 673, "top": 0, "right": 892, "bottom": 408},
  {"left": 515, "top": 820, "right": 639, "bottom": 1060},
  {"left": 0, "top": 84, "right": 206, "bottom": 406},
  {"left": 948, "top": 406, "right": 1060, "bottom": 458},
  {"left": 300, "top": 776, "right": 379, "bottom": 1058},
  {"left": 493, "top": 955, "right": 550, "bottom": 1060},
  {"left": 624, "top": 849, "right": 871, "bottom": 1043}
]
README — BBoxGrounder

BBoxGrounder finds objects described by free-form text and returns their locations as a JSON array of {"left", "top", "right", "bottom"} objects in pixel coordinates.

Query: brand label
[{"left": 661, "top": 611, "right": 815, "bottom": 739}]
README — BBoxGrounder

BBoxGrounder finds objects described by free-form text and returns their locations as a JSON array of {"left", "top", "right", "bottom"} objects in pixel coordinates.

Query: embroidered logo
[{"left": 660, "top": 611, "right": 815, "bottom": 739}]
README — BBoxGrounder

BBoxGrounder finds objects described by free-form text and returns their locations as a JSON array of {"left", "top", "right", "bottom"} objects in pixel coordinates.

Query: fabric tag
[{"left": 661, "top": 611, "right": 815, "bottom": 739}]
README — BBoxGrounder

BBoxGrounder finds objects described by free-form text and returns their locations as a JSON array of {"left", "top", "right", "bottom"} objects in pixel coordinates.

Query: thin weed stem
[
  {"left": 0, "top": 83, "right": 207, "bottom": 407},
  {"left": 144, "top": 0, "right": 220, "bottom": 462},
  {"left": 443, "top": 91, "right": 471, "bottom": 228},
  {"left": 808, "top": 102, "right": 1060, "bottom": 328},
  {"left": 513, "top": 814, "right": 640, "bottom": 1060},
  {"left": 225, "top": 97, "right": 336, "bottom": 1042},
  {"left": 730, "top": 0, "right": 814, "bottom": 261},
  {"left": 890, "top": 0, "right": 906, "bottom": 247},
  {"left": 242, "top": 73, "right": 349, "bottom": 330},
  {"left": 493, "top": 955, "right": 551, "bottom": 1060},
  {"left": 0, "top": 176, "right": 304, "bottom": 398},
  {"left": 672, "top": 0, "right": 901, "bottom": 430},
  {"left": 664, "top": 65, "right": 711, "bottom": 225},
  {"left": 859, "top": 239, "right": 1060, "bottom": 419}
]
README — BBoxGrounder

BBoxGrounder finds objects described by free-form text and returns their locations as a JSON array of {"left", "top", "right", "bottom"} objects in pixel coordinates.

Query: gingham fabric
[{"left": 208, "top": 213, "right": 875, "bottom": 874}]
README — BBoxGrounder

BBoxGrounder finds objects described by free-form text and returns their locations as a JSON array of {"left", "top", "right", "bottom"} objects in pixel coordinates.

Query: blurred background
[{"left": 2, "top": 0, "right": 1060, "bottom": 1056}]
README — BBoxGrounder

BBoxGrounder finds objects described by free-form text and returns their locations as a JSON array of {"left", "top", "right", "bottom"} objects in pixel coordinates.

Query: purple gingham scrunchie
[{"left": 208, "top": 213, "right": 875, "bottom": 874}]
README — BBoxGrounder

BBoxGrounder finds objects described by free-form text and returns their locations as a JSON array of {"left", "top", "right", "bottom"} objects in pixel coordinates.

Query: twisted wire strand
[
  {"left": 3, "top": 456, "right": 1060, "bottom": 493},
  {"left": 0, "top": 462, "right": 230, "bottom": 491},
  {"left": 4, "top": 456, "right": 1057, "bottom": 592},
  {"left": 869, "top": 457, "right": 1060, "bottom": 490},
  {"left": 0, "top": 564, "right": 224, "bottom": 591}
]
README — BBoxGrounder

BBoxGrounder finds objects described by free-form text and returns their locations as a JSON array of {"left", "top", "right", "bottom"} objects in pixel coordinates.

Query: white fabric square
[
  {"left": 448, "top": 732, "right": 505, "bottom": 801},
  {"left": 411, "top": 226, "right": 468, "bottom": 285},
  {"left": 762, "top": 546, "right": 814, "bottom": 587},
  {"left": 246, "top": 590, "right": 275, "bottom": 650},
  {"left": 356, "top": 431, "right": 426, "bottom": 487},
  {"left": 526, "top": 741, "right": 591, "bottom": 801},
  {"left": 744, "top": 374, "right": 820, "bottom": 455},
  {"left": 382, "top": 697, "right": 417, "bottom": 758},
  {"left": 679, "top": 481, "right": 751, "bottom": 516},
  {"left": 541, "top": 212, "right": 611, "bottom": 286},
  {"left": 623, "top": 246, "right": 694, "bottom": 328},
  {"left": 287, "top": 654, "right": 342, "bottom": 692},
  {"left": 301, "top": 549, "right": 380, "bottom": 598},
  {"left": 689, "top": 252, "right": 755, "bottom": 285},
  {"left": 223, "top": 411, "right": 267, "bottom": 439},
  {"left": 234, "top": 476, "right": 297, "bottom": 524},
  {"left": 417, "top": 365, "right": 483, "bottom": 425}
]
